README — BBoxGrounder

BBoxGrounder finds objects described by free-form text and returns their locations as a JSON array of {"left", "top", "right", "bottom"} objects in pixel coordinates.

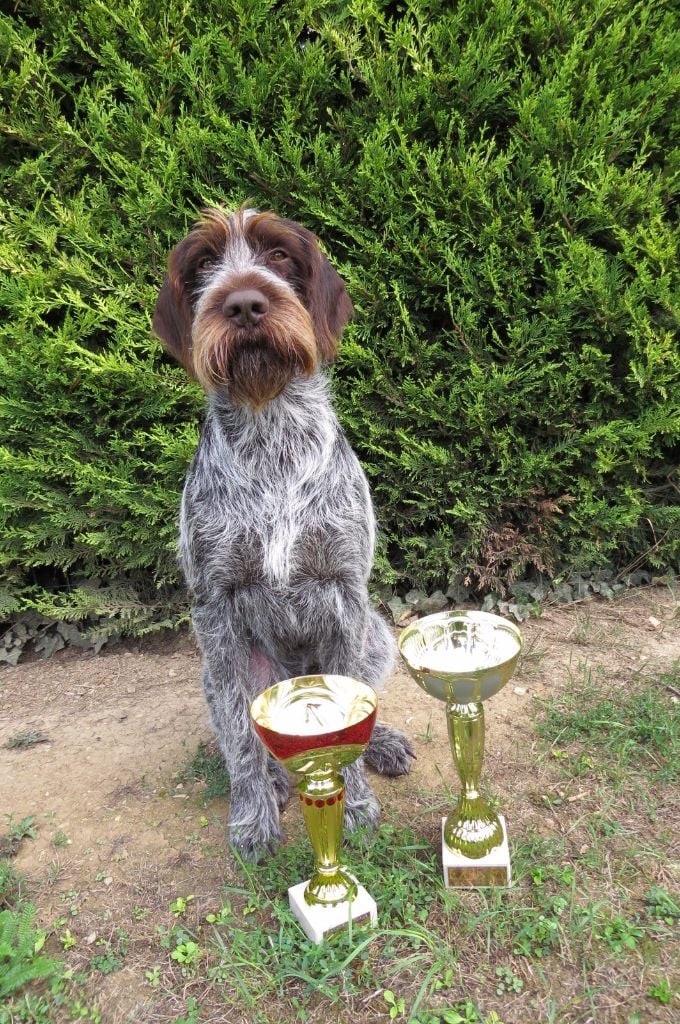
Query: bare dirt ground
[{"left": 1, "top": 586, "right": 678, "bottom": 1023}]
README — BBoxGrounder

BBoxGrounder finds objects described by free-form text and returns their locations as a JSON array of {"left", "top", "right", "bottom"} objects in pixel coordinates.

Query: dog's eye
[
  {"left": 197, "top": 255, "right": 216, "bottom": 271},
  {"left": 269, "top": 249, "right": 289, "bottom": 262}
]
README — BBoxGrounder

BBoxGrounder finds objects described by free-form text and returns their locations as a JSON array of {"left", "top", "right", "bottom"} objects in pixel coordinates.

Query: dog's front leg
[
  {"left": 313, "top": 583, "right": 368, "bottom": 678},
  {"left": 193, "top": 602, "right": 282, "bottom": 863},
  {"left": 312, "top": 585, "right": 382, "bottom": 833}
]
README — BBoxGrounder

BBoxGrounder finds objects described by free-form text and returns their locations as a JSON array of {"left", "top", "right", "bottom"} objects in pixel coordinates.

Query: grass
[
  {"left": 129, "top": 666, "right": 678, "bottom": 1022},
  {"left": 175, "top": 741, "right": 229, "bottom": 800},
  {"left": 3, "top": 661, "right": 679, "bottom": 1022},
  {"left": 534, "top": 664, "right": 679, "bottom": 786},
  {"left": 178, "top": 664, "right": 679, "bottom": 1022},
  {"left": 117, "top": 821, "right": 676, "bottom": 1023}
]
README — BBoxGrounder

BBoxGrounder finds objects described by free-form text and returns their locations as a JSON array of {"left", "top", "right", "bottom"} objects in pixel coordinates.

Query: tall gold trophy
[
  {"left": 250, "top": 674, "right": 379, "bottom": 943},
  {"left": 399, "top": 610, "right": 522, "bottom": 887}
]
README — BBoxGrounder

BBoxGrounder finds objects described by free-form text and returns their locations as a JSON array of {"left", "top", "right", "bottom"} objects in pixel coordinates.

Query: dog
[{"left": 153, "top": 206, "right": 414, "bottom": 862}]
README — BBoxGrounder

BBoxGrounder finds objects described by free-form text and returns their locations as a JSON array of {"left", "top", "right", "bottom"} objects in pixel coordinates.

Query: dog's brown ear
[
  {"left": 292, "top": 225, "right": 353, "bottom": 363},
  {"left": 310, "top": 252, "right": 354, "bottom": 362},
  {"left": 152, "top": 241, "right": 195, "bottom": 375}
]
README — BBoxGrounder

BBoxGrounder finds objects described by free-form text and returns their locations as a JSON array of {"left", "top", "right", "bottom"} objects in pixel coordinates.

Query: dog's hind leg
[{"left": 365, "top": 721, "right": 415, "bottom": 776}]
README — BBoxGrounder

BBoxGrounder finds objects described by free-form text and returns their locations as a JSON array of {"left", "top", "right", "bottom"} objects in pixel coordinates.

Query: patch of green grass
[
  {"left": 0, "top": 978, "right": 103, "bottom": 1024},
  {"left": 51, "top": 831, "right": 70, "bottom": 849},
  {"left": 195, "top": 825, "right": 449, "bottom": 1019},
  {"left": 440, "top": 838, "right": 578, "bottom": 961},
  {"left": 416, "top": 717, "right": 434, "bottom": 744},
  {"left": 176, "top": 742, "right": 229, "bottom": 800},
  {"left": 169, "top": 819, "right": 672, "bottom": 1022},
  {"left": 648, "top": 977, "right": 674, "bottom": 1005},
  {"left": 137, "top": 733, "right": 680, "bottom": 1023},
  {"left": 6, "top": 663, "right": 678, "bottom": 1022},
  {"left": 412, "top": 1009, "right": 505, "bottom": 1024},
  {"left": 644, "top": 885, "right": 679, "bottom": 926},
  {"left": 534, "top": 667, "right": 679, "bottom": 784}
]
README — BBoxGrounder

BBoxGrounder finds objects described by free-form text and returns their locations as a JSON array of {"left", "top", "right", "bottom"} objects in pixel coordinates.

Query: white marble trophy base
[
  {"left": 442, "top": 815, "right": 512, "bottom": 888},
  {"left": 288, "top": 880, "right": 378, "bottom": 944}
]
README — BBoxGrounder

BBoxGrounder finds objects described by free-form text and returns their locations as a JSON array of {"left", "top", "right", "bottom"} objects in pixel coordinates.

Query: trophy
[
  {"left": 250, "top": 674, "right": 379, "bottom": 943},
  {"left": 398, "top": 610, "right": 522, "bottom": 888}
]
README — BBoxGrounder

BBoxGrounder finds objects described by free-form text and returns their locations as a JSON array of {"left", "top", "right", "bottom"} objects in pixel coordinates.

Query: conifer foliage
[{"left": 1, "top": 1, "right": 678, "bottom": 631}]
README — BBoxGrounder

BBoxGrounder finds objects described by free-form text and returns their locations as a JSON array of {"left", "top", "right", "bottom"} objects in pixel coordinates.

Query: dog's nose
[{"left": 223, "top": 289, "right": 269, "bottom": 327}]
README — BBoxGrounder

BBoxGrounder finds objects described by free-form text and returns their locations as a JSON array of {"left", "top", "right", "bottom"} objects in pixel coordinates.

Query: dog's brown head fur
[{"left": 152, "top": 208, "right": 353, "bottom": 408}]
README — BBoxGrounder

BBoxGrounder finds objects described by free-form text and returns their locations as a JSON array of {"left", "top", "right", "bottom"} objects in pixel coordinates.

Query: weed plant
[
  {"left": 0, "top": 861, "right": 24, "bottom": 912},
  {"left": 0, "top": 905, "right": 59, "bottom": 1004},
  {"left": 4, "top": 732, "right": 50, "bottom": 751},
  {"left": 175, "top": 741, "right": 229, "bottom": 800}
]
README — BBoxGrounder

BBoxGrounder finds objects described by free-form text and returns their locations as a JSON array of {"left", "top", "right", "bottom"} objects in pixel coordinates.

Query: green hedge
[{"left": 1, "top": 0, "right": 679, "bottom": 632}]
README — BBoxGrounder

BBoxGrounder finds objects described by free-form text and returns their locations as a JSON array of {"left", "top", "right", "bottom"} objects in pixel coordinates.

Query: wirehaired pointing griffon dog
[{"left": 153, "top": 207, "right": 414, "bottom": 862}]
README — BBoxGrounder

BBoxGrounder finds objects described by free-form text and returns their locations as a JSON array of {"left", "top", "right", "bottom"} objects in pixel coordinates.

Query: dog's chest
[
  {"left": 182, "top": 418, "right": 371, "bottom": 589},
  {"left": 220, "top": 475, "right": 356, "bottom": 583}
]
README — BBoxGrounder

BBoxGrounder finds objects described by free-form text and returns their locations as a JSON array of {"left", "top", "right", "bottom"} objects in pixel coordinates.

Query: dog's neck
[{"left": 207, "top": 372, "right": 338, "bottom": 463}]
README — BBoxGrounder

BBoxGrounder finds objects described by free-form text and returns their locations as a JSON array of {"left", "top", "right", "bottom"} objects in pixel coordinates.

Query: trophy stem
[
  {"left": 298, "top": 770, "right": 357, "bottom": 907},
  {"left": 445, "top": 701, "right": 504, "bottom": 858}
]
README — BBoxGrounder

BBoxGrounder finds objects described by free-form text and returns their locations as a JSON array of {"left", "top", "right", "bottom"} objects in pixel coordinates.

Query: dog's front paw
[
  {"left": 229, "top": 818, "right": 282, "bottom": 864},
  {"left": 365, "top": 721, "right": 415, "bottom": 777},
  {"left": 228, "top": 792, "right": 281, "bottom": 864}
]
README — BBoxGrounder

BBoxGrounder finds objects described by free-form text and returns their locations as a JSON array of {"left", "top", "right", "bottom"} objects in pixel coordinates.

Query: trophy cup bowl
[
  {"left": 250, "top": 674, "right": 379, "bottom": 942},
  {"left": 399, "top": 610, "right": 522, "bottom": 887}
]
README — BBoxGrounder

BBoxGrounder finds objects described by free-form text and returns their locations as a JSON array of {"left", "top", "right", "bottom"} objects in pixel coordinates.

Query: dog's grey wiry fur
[{"left": 153, "top": 206, "right": 414, "bottom": 862}]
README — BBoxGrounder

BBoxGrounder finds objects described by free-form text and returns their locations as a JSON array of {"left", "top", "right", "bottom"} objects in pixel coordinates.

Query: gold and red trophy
[{"left": 250, "top": 675, "right": 379, "bottom": 943}]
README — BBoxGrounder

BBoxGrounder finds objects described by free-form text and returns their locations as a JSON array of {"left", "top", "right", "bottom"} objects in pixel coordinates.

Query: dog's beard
[
  {"left": 227, "top": 339, "right": 309, "bottom": 409},
  {"left": 192, "top": 295, "right": 318, "bottom": 409}
]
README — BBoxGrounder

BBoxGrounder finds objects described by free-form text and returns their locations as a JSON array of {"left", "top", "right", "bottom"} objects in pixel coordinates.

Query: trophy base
[
  {"left": 288, "top": 880, "right": 377, "bottom": 944},
  {"left": 441, "top": 815, "right": 512, "bottom": 888}
]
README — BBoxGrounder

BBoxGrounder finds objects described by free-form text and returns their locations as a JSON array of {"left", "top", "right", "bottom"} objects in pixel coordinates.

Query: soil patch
[{"left": 1, "top": 587, "right": 678, "bottom": 1023}]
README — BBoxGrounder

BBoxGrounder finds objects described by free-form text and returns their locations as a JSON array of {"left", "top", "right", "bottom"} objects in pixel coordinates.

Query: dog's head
[{"left": 152, "top": 207, "right": 354, "bottom": 408}]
